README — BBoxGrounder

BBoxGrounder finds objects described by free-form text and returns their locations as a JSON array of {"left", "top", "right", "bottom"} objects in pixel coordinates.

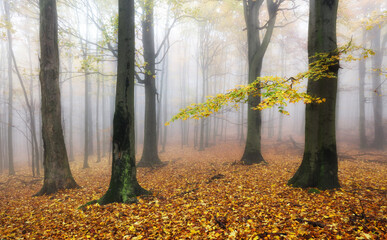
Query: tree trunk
[
  {"left": 138, "top": 0, "right": 162, "bottom": 167},
  {"left": 28, "top": 35, "right": 40, "bottom": 176},
  {"left": 83, "top": 8, "right": 91, "bottom": 169},
  {"left": 68, "top": 47, "right": 75, "bottom": 162},
  {"left": 35, "top": 0, "right": 79, "bottom": 196},
  {"left": 288, "top": 0, "right": 340, "bottom": 190},
  {"left": 102, "top": 72, "right": 107, "bottom": 158},
  {"left": 0, "top": 39, "right": 4, "bottom": 174},
  {"left": 358, "top": 31, "right": 367, "bottom": 149},
  {"left": 370, "top": 26, "right": 384, "bottom": 150},
  {"left": 161, "top": 41, "right": 169, "bottom": 153},
  {"left": 4, "top": 0, "right": 14, "bottom": 175},
  {"left": 96, "top": 0, "right": 148, "bottom": 205},
  {"left": 96, "top": 61, "right": 101, "bottom": 163}
]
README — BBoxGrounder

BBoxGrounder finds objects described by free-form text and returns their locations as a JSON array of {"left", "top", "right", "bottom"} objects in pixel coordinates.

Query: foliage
[
  {"left": 363, "top": 10, "right": 387, "bottom": 30},
  {"left": 166, "top": 43, "right": 375, "bottom": 125},
  {"left": 0, "top": 142, "right": 385, "bottom": 239},
  {"left": 0, "top": 17, "right": 12, "bottom": 40}
]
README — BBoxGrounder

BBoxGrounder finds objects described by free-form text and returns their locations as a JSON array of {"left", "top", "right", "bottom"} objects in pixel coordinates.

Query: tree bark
[
  {"left": 96, "top": 67, "right": 101, "bottom": 163},
  {"left": 35, "top": 0, "right": 79, "bottom": 196},
  {"left": 358, "top": 31, "right": 367, "bottom": 149},
  {"left": 241, "top": 0, "right": 278, "bottom": 164},
  {"left": 370, "top": 26, "right": 384, "bottom": 150},
  {"left": 4, "top": 0, "right": 14, "bottom": 175},
  {"left": 95, "top": 0, "right": 148, "bottom": 205},
  {"left": 68, "top": 46, "right": 75, "bottom": 162},
  {"left": 137, "top": 0, "right": 162, "bottom": 167},
  {"left": 83, "top": 7, "right": 91, "bottom": 169},
  {"left": 288, "top": 0, "right": 340, "bottom": 190}
]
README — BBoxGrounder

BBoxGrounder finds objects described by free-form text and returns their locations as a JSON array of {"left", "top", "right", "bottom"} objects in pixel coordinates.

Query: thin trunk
[
  {"left": 0, "top": 39, "right": 4, "bottom": 174},
  {"left": 371, "top": 26, "right": 384, "bottom": 150},
  {"left": 68, "top": 48, "right": 74, "bottom": 162},
  {"left": 83, "top": 7, "right": 90, "bottom": 169},
  {"left": 96, "top": 65, "right": 101, "bottom": 163},
  {"left": 102, "top": 70, "right": 106, "bottom": 158},
  {"left": 161, "top": 39, "right": 169, "bottom": 153},
  {"left": 241, "top": 0, "right": 278, "bottom": 164},
  {"left": 4, "top": 0, "right": 14, "bottom": 175},
  {"left": 358, "top": 31, "right": 366, "bottom": 149},
  {"left": 138, "top": 0, "right": 162, "bottom": 167}
]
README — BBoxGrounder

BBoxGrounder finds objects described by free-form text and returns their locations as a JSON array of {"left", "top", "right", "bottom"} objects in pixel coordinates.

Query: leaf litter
[{"left": 0, "top": 140, "right": 385, "bottom": 239}]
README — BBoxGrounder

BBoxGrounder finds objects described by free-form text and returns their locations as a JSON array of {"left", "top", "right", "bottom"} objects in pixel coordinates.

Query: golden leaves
[
  {"left": 0, "top": 142, "right": 386, "bottom": 239},
  {"left": 166, "top": 41, "right": 375, "bottom": 125}
]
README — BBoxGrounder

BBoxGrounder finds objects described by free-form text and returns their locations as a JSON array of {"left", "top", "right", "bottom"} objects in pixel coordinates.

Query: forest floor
[{"left": 0, "top": 140, "right": 386, "bottom": 239}]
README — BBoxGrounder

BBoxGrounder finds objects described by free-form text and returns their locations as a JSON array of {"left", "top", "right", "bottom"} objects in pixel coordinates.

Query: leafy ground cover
[{"left": 0, "top": 140, "right": 386, "bottom": 239}]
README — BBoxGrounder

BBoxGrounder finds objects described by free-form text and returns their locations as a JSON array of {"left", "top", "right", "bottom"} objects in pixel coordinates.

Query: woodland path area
[{"left": 0, "top": 141, "right": 386, "bottom": 239}]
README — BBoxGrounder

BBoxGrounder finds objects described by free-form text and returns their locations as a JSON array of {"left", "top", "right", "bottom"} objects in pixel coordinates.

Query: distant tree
[
  {"left": 35, "top": 0, "right": 79, "bottom": 196},
  {"left": 288, "top": 0, "right": 340, "bottom": 190},
  {"left": 358, "top": 30, "right": 367, "bottom": 149},
  {"left": 90, "top": 0, "right": 148, "bottom": 204},
  {"left": 4, "top": 0, "right": 14, "bottom": 175},
  {"left": 370, "top": 25, "right": 384, "bottom": 150}
]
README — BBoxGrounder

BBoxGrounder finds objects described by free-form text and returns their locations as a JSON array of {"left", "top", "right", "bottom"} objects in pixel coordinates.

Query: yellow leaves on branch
[
  {"left": 167, "top": 42, "right": 373, "bottom": 125},
  {"left": 165, "top": 74, "right": 319, "bottom": 125},
  {"left": 363, "top": 10, "right": 387, "bottom": 30}
]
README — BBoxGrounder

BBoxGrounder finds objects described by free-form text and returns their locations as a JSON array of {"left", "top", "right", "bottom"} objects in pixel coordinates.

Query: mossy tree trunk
[
  {"left": 35, "top": 0, "right": 79, "bottom": 196},
  {"left": 137, "top": 0, "right": 162, "bottom": 167},
  {"left": 96, "top": 0, "right": 148, "bottom": 205},
  {"left": 288, "top": 0, "right": 340, "bottom": 190},
  {"left": 241, "top": 0, "right": 279, "bottom": 165}
]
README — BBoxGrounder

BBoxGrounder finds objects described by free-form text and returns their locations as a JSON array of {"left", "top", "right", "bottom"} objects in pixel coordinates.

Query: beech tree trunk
[
  {"left": 83, "top": 8, "right": 91, "bottom": 169},
  {"left": 288, "top": 0, "right": 340, "bottom": 190},
  {"left": 358, "top": 31, "right": 367, "bottom": 149},
  {"left": 241, "top": 0, "right": 279, "bottom": 164},
  {"left": 96, "top": 0, "right": 148, "bottom": 205},
  {"left": 35, "top": 0, "right": 79, "bottom": 196},
  {"left": 68, "top": 46, "right": 75, "bottom": 162},
  {"left": 370, "top": 26, "right": 384, "bottom": 150},
  {"left": 4, "top": 0, "right": 14, "bottom": 175},
  {"left": 137, "top": 0, "right": 162, "bottom": 167}
]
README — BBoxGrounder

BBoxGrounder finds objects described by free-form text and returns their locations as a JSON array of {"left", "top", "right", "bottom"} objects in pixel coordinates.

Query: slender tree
[
  {"left": 91, "top": 0, "right": 148, "bottom": 205},
  {"left": 241, "top": 0, "right": 283, "bottom": 164},
  {"left": 137, "top": 0, "right": 162, "bottom": 167},
  {"left": 35, "top": 0, "right": 79, "bottom": 196},
  {"left": 288, "top": 0, "right": 340, "bottom": 190},
  {"left": 4, "top": 0, "right": 14, "bottom": 175},
  {"left": 370, "top": 25, "right": 384, "bottom": 150},
  {"left": 358, "top": 31, "right": 367, "bottom": 149}
]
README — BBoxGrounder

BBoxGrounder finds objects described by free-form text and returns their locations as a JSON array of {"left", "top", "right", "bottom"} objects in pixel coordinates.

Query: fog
[{"left": 0, "top": 0, "right": 385, "bottom": 173}]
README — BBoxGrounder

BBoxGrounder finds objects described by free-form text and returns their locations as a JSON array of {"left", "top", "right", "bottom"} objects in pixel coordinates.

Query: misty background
[{"left": 0, "top": 0, "right": 385, "bottom": 173}]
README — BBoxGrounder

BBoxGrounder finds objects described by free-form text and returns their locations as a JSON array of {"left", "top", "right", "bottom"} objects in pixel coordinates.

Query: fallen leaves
[{"left": 0, "top": 140, "right": 386, "bottom": 239}]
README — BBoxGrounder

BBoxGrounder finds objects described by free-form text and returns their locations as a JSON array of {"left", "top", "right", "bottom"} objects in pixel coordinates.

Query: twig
[{"left": 295, "top": 218, "right": 325, "bottom": 228}]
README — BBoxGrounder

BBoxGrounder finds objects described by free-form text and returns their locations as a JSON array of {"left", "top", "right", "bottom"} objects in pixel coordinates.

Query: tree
[
  {"left": 358, "top": 30, "right": 367, "bottom": 149},
  {"left": 4, "top": 0, "right": 14, "bottom": 175},
  {"left": 288, "top": 0, "right": 340, "bottom": 190},
  {"left": 90, "top": 0, "right": 148, "bottom": 205},
  {"left": 241, "top": 0, "right": 283, "bottom": 165},
  {"left": 35, "top": 0, "right": 79, "bottom": 196},
  {"left": 370, "top": 24, "right": 384, "bottom": 150},
  {"left": 136, "top": 0, "right": 163, "bottom": 167}
]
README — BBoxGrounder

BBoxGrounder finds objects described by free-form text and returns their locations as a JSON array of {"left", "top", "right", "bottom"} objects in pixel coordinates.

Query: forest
[{"left": 0, "top": 0, "right": 386, "bottom": 239}]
